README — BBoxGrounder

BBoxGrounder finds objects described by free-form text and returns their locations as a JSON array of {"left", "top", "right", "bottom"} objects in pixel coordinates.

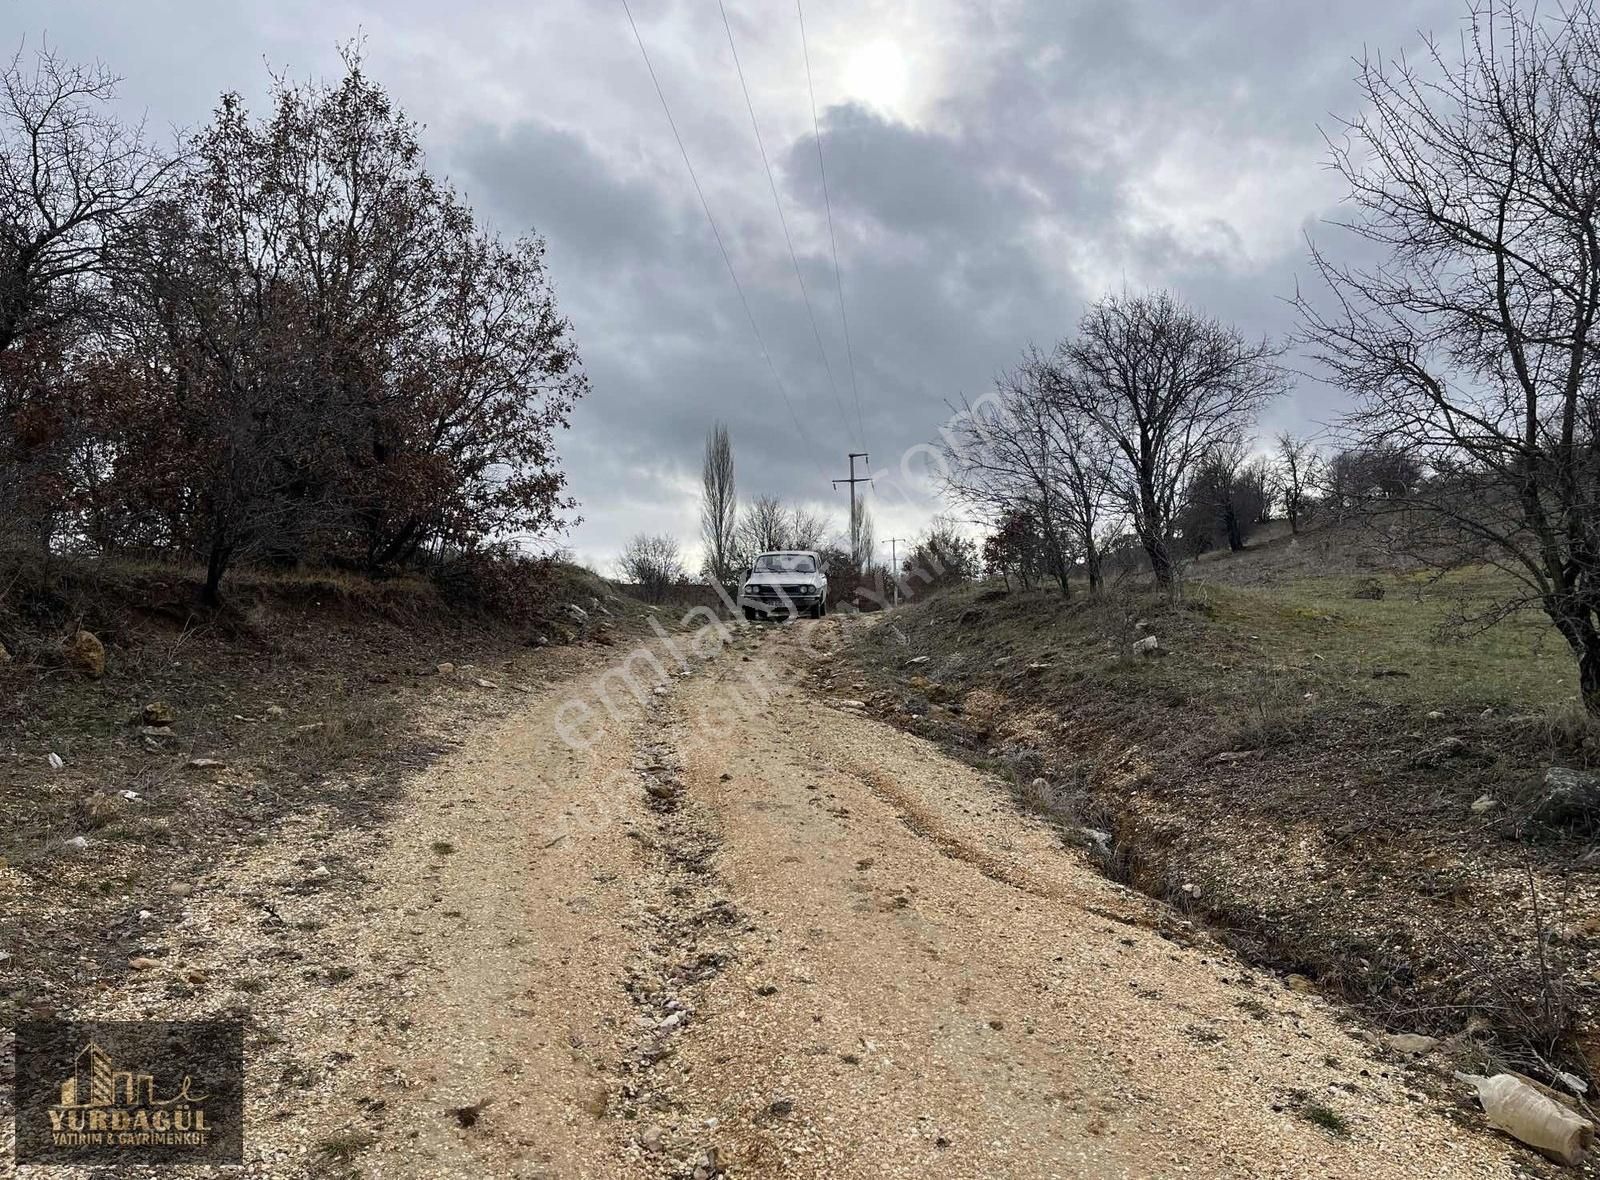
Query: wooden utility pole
[
  {"left": 832, "top": 452, "right": 871, "bottom": 564},
  {"left": 882, "top": 537, "right": 906, "bottom": 607}
]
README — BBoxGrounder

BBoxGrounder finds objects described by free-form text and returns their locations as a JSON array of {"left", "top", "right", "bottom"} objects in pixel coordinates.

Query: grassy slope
[
  {"left": 841, "top": 522, "right": 1599, "bottom": 1084},
  {"left": 0, "top": 557, "right": 652, "bottom": 1026}
]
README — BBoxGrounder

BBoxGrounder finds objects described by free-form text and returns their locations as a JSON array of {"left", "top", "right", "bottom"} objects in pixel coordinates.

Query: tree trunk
[
  {"left": 202, "top": 538, "right": 232, "bottom": 607},
  {"left": 1224, "top": 505, "right": 1244, "bottom": 552},
  {"left": 1549, "top": 603, "right": 1600, "bottom": 715},
  {"left": 1143, "top": 534, "right": 1174, "bottom": 589},
  {"left": 1084, "top": 536, "right": 1103, "bottom": 595},
  {"left": 1583, "top": 641, "right": 1600, "bottom": 716}
]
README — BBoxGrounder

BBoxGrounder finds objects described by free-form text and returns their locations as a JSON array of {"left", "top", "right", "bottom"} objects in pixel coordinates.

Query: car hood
[{"left": 744, "top": 571, "right": 822, "bottom": 585}]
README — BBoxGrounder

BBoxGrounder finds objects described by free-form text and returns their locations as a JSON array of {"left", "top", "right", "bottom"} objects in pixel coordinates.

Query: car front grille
[{"left": 749, "top": 584, "right": 818, "bottom": 598}]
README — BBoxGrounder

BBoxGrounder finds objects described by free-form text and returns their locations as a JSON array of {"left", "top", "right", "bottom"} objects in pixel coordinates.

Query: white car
[{"left": 739, "top": 550, "right": 828, "bottom": 620}]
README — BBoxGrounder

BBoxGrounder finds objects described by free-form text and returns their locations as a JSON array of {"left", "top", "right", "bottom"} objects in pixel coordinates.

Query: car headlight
[{"left": 743, "top": 584, "right": 757, "bottom": 593}]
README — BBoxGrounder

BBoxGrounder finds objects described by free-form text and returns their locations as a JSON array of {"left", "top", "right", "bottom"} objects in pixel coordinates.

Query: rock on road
[{"left": 7, "top": 618, "right": 1529, "bottom": 1179}]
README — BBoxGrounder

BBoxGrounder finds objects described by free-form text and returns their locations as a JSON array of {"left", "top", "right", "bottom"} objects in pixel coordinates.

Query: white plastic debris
[
  {"left": 1556, "top": 1071, "right": 1590, "bottom": 1096},
  {"left": 46, "top": 752, "right": 64, "bottom": 770},
  {"left": 1460, "top": 1072, "right": 1595, "bottom": 1166}
]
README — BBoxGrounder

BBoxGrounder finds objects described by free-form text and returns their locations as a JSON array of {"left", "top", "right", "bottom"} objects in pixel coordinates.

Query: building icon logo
[
  {"left": 15, "top": 1020, "right": 243, "bottom": 1165},
  {"left": 52, "top": 1038, "right": 209, "bottom": 1115}
]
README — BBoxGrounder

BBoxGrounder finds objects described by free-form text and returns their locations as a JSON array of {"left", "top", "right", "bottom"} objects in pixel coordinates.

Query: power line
[
  {"left": 797, "top": 0, "right": 865, "bottom": 446},
  {"left": 718, "top": 0, "right": 858, "bottom": 452},
  {"left": 619, "top": 0, "right": 825, "bottom": 478}
]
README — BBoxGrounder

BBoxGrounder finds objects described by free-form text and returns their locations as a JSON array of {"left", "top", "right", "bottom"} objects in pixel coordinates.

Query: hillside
[
  {"left": 0, "top": 557, "right": 654, "bottom": 1030},
  {"left": 834, "top": 519, "right": 1600, "bottom": 1089}
]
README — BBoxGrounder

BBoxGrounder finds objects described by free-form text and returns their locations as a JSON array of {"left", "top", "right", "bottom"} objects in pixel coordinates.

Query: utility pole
[
  {"left": 832, "top": 452, "right": 872, "bottom": 565},
  {"left": 882, "top": 538, "right": 906, "bottom": 607}
]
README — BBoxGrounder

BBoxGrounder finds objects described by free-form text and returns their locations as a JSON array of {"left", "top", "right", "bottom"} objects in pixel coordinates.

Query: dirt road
[{"left": 4, "top": 619, "right": 1534, "bottom": 1178}]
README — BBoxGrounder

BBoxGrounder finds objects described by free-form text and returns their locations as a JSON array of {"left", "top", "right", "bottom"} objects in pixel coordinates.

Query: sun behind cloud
[{"left": 842, "top": 39, "right": 910, "bottom": 116}]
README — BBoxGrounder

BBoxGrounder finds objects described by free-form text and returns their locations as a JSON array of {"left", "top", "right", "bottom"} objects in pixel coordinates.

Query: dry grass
[
  {"left": 0, "top": 553, "right": 649, "bottom": 1029},
  {"left": 840, "top": 524, "right": 1600, "bottom": 1086}
]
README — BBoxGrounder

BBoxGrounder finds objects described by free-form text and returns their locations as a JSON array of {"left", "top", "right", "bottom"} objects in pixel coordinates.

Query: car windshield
[{"left": 753, "top": 553, "right": 816, "bottom": 574}]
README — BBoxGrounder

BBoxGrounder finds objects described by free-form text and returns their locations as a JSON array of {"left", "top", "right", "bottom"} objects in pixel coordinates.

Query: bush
[{"left": 428, "top": 546, "right": 556, "bottom": 624}]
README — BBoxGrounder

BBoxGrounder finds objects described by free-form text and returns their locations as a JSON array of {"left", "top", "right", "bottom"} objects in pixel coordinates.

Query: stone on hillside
[
  {"left": 1383, "top": 1032, "right": 1438, "bottom": 1056},
  {"left": 1132, "top": 635, "right": 1160, "bottom": 657},
  {"left": 436, "top": 662, "right": 456, "bottom": 676},
  {"left": 1471, "top": 795, "right": 1498, "bottom": 814},
  {"left": 142, "top": 702, "right": 177, "bottom": 726},
  {"left": 1534, "top": 767, "right": 1600, "bottom": 827},
  {"left": 185, "top": 758, "right": 226, "bottom": 770},
  {"left": 47, "top": 753, "right": 63, "bottom": 770},
  {"left": 566, "top": 603, "right": 589, "bottom": 623},
  {"left": 61, "top": 835, "right": 90, "bottom": 852},
  {"left": 140, "top": 726, "right": 180, "bottom": 747},
  {"left": 66, "top": 630, "right": 105, "bottom": 678}
]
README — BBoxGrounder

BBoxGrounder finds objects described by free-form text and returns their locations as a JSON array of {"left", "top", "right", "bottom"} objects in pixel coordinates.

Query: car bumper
[{"left": 739, "top": 593, "right": 822, "bottom": 616}]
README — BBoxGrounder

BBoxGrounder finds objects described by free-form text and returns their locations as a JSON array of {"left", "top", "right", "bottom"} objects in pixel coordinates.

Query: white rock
[
  {"left": 1132, "top": 635, "right": 1160, "bottom": 656},
  {"left": 1384, "top": 1032, "right": 1439, "bottom": 1056},
  {"left": 47, "top": 752, "right": 64, "bottom": 770},
  {"left": 62, "top": 835, "right": 90, "bottom": 851},
  {"left": 119, "top": 789, "right": 141, "bottom": 801}
]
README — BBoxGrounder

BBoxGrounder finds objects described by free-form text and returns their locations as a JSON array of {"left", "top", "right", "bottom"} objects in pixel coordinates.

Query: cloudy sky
[{"left": 11, "top": 0, "right": 1469, "bottom": 572}]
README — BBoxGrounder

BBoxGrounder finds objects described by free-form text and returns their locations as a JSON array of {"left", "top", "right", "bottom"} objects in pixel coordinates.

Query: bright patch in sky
[{"left": 843, "top": 39, "right": 910, "bottom": 115}]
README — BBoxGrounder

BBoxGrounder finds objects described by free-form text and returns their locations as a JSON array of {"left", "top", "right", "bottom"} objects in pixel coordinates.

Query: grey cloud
[{"left": 7, "top": 0, "right": 1479, "bottom": 569}]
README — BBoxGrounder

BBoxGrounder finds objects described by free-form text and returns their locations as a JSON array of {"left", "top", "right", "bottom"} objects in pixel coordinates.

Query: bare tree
[
  {"left": 1297, "top": 1, "right": 1600, "bottom": 707},
  {"left": 618, "top": 532, "right": 685, "bottom": 603},
  {"left": 1054, "top": 291, "right": 1286, "bottom": 588},
  {"left": 737, "top": 494, "right": 790, "bottom": 562},
  {"left": 0, "top": 44, "right": 177, "bottom": 354},
  {"left": 699, "top": 422, "right": 737, "bottom": 586},
  {"left": 0, "top": 44, "right": 178, "bottom": 559},
  {"left": 1273, "top": 432, "right": 1321, "bottom": 534},
  {"left": 939, "top": 359, "right": 1097, "bottom": 594},
  {"left": 850, "top": 497, "right": 874, "bottom": 572},
  {"left": 789, "top": 505, "right": 832, "bottom": 551}
]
